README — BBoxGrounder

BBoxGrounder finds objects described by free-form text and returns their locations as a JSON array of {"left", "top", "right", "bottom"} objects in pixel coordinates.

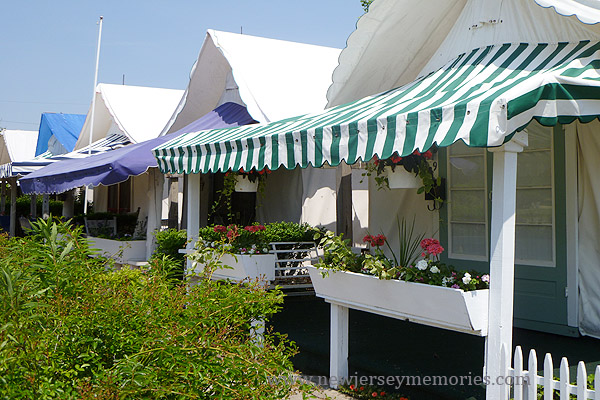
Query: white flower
[
  {"left": 416, "top": 260, "right": 428, "bottom": 270},
  {"left": 462, "top": 273, "right": 472, "bottom": 285},
  {"left": 262, "top": 248, "right": 269, "bottom": 253},
  {"left": 430, "top": 266, "right": 440, "bottom": 274},
  {"left": 481, "top": 274, "right": 490, "bottom": 283},
  {"left": 442, "top": 277, "right": 449, "bottom": 286},
  {"left": 249, "top": 248, "right": 255, "bottom": 254},
  {"left": 251, "top": 244, "right": 257, "bottom": 249}
]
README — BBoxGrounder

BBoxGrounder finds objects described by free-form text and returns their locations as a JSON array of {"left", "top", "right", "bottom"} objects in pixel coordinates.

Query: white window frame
[
  {"left": 447, "top": 147, "right": 489, "bottom": 262},
  {"left": 514, "top": 132, "right": 556, "bottom": 268}
]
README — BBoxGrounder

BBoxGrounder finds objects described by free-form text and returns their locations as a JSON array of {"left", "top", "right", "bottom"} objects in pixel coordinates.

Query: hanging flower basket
[
  {"left": 234, "top": 175, "right": 259, "bottom": 192},
  {"left": 306, "top": 266, "right": 489, "bottom": 336},
  {"left": 192, "top": 253, "right": 276, "bottom": 282},
  {"left": 384, "top": 166, "right": 421, "bottom": 189}
]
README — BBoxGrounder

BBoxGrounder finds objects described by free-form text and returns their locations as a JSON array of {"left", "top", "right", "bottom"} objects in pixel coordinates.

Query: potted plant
[
  {"left": 364, "top": 147, "right": 445, "bottom": 205},
  {"left": 308, "top": 224, "right": 489, "bottom": 335}
]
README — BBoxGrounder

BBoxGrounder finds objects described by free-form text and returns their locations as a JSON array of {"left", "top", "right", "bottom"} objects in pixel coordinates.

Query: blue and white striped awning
[
  {"left": 153, "top": 41, "right": 600, "bottom": 174},
  {"left": 0, "top": 134, "right": 130, "bottom": 179}
]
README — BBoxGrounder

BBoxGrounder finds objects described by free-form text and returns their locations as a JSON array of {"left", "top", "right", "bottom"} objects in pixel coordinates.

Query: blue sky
[{"left": 0, "top": 1, "right": 364, "bottom": 131}]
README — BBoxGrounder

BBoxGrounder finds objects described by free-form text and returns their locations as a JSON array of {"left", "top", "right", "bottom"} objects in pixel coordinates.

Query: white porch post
[
  {"left": 330, "top": 302, "right": 349, "bottom": 389},
  {"left": 9, "top": 178, "right": 16, "bottom": 237},
  {"left": 185, "top": 173, "right": 201, "bottom": 274},
  {"left": 1, "top": 179, "right": 6, "bottom": 214},
  {"left": 62, "top": 190, "right": 75, "bottom": 219},
  {"left": 485, "top": 132, "right": 527, "bottom": 400},
  {"left": 30, "top": 194, "right": 37, "bottom": 219},
  {"left": 145, "top": 168, "right": 163, "bottom": 260},
  {"left": 42, "top": 194, "right": 50, "bottom": 220}
]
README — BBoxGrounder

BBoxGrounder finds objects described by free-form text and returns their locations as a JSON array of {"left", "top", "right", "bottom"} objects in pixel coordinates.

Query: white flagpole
[{"left": 84, "top": 16, "right": 103, "bottom": 215}]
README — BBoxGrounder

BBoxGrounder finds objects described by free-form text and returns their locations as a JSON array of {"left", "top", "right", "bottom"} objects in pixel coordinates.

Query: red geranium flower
[
  {"left": 372, "top": 392, "right": 378, "bottom": 397},
  {"left": 214, "top": 225, "right": 227, "bottom": 233},
  {"left": 423, "top": 150, "right": 433, "bottom": 159},
  {"left": 373, "top": 234, "right": 386, "bottom": 247}
]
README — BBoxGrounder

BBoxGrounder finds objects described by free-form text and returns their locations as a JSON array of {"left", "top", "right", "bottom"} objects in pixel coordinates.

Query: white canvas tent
[
  {"left": 75, "top": 83, "right": 184, "bottom": 151},
  {"left": 164, "top": 30, "right": 350, "bottom": 237},
  {"left": 0, "top": 130, "right": 39, "bottom": 165}
]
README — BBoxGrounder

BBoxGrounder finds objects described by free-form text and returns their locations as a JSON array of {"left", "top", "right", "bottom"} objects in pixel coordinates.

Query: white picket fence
[{"left": 504, "top": 345, "right": 599, "bottom": 399}]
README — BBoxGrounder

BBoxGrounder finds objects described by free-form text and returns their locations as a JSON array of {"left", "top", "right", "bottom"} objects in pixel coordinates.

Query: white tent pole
[
  {"left": 0, "top": 179, "right": 6, "bottom": 214},
  {"left": 185, "top": 173, "right": 201, "bottom": 274},
  {"left": 485, "top": 131, "right": 527, "bottom": 400},
  {"left": 9, "top": 178, "right": 16, "bottom": 237},
  {"left": 84, "top": 15, "right": 103, "bottom": 215}
]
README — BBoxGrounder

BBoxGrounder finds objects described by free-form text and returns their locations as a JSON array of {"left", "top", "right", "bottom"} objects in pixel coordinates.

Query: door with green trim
[{"left": 438, "top": 122, "right": 570, "bottom": 334}]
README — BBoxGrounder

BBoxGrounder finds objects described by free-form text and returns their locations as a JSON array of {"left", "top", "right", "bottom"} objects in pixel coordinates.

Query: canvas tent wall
[
  {"left": 35, "top": 113, "right": 86, "bottom": 156},
  {"left": 74, "top": 83, "right": 184, "bottom": 151},
  {"left": 0, "top": 130, "right": 38, "bottom": 166},
  {"left": 163, "top": 30, "right": 351, "bottom": 232},
  {"left": 325, "top": 0, "right": 600, "bottom": 340}
]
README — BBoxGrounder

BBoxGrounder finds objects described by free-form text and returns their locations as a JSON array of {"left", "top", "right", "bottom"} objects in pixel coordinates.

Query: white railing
[
  {"left": 269, "top": 242, "right": 317, "bottom": 294},
  {"left": 505, "top": 345, "right": 599, "bottom": 399}
]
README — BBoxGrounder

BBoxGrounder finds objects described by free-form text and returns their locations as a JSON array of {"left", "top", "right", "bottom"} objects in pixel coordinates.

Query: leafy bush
[
  {"left": 263, "top": 221, "right": 317, "bottom": 243},
  {"left": 198, "top": 222, "right": 319, "bottom": 254},
  {"left": 1, "top": 195, "right": 63, "bottom": 218},
  {"left": 0, "top": 219, "right": 307, "bottom": 398},
  {"left": 152, "top": 228, "right": 188, "bottom": 280}
]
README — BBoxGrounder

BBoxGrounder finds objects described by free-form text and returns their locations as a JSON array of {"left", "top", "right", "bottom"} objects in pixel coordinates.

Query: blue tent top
[
  {"left": 20, "top": 103, "right": 257, "bottom": 194},
  {"left": 35, "top": 113, "right": 86, "bottom": 156}
]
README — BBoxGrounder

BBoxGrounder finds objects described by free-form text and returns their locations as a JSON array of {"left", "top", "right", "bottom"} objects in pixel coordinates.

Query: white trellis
[{"left": 504, "top": 345, "right": 600, "bottom": 400}]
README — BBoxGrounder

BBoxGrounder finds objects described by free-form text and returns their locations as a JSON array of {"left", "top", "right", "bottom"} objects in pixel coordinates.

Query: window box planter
[
  {"left": 234, "top": 175, "right": 259, "bottom": 192},
  {"left": 192, "top": 253, "right": 277, "bottom": 283},
  {"left": 384, "top": 166, "right": 421, "bottom": 189},
  {"left": 88, "top": 236, "right": 147, "bottom": 264},
  {"left": 306, "top": 266, "right": 489, "bottom": 336}
]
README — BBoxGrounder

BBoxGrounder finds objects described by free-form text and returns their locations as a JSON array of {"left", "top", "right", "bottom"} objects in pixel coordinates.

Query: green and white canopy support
[{"left": 153, "top": 40, "right": 600, "bottom": 398}]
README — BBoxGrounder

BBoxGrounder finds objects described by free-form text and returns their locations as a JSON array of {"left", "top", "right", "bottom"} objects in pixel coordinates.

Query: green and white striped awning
[{"left": 154, "top": 41, "right": 600, "bottom": 174}]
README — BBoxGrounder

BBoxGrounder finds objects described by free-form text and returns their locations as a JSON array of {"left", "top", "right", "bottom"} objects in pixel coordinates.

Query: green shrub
[
  {"left": 151, "top": 229, "right": 188, "bottom": 280},
  {"left": 263, "top": 221, "right": 316, "bottom": 243},
  {"left": 2, "top": 195, "right": 63, "bottom": 218},
  {"left": 0, "top": 219, "right": 307, "bottom": 399}
]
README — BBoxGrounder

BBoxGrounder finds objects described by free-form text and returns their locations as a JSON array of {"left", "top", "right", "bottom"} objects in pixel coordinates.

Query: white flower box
[
  {"left": 384, "top": 166, "right": 421, "bottom": 189},
  {"left": 88, "top": 237, "right": 147, "bottom": 264},
  {"left": 192, "top": 253, "right": 276, "bottom": 283},
  {"left": 307, "top": 266, "right": 489, "bottom": 336},
  {"left": 234, "top": 175, "right": 258, "bottom": 192}
]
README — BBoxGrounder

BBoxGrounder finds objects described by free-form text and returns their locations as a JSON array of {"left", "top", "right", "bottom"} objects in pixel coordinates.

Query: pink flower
[
  {"left": 420, "top": 238, "right": 439, "bottom": 250},
  {"left": 451, "top": 284, "right": 460, "bottom": 289},
  {"left": 481, "top": 274, "right": 490, "bottom": 283}
]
